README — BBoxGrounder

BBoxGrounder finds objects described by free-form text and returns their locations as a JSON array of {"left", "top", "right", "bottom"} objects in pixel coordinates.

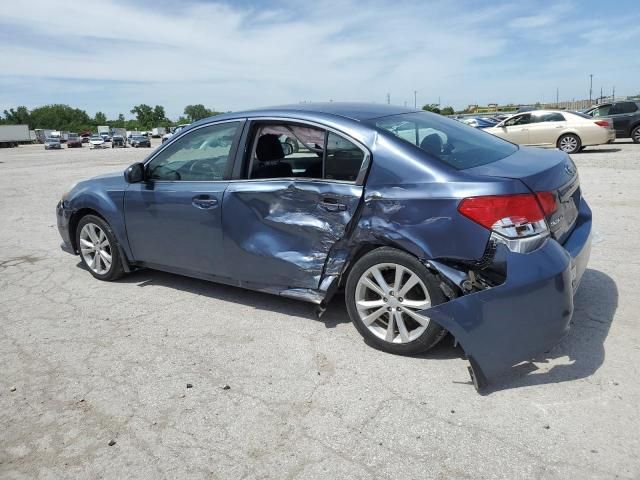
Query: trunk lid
[{"left": 464, "top": 146, "right": 581, "bottom": 243}]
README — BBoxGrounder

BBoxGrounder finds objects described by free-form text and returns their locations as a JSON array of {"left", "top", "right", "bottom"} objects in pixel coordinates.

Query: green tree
[
  {"left": 94, "top": 111, "right": 107, "bottom": 125},
  {"left": 183, "top": 104, "right": 219, "bottom": 122},
  {"left": 421, "top": 104, "right": 441, "bottom": 114},
  {"left": 29, "top": 104, "right": 92, "bottom": 131},
  {"left": 441, "top": 106, "right": 455, "bottom": 116},
  {"left": 130, "top": 104, "right": 154, "bottom": 129},
  {"left": 152, "top": 105, "right": 169, "bottom": 127},
  {"left": 3, "top": 106, "right": 31, "bottom": 125}
]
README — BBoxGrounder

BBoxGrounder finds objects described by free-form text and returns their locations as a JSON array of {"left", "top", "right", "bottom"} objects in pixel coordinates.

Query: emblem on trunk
[{"left": 564, "top": 163, "right": 576, "bottom": 176}]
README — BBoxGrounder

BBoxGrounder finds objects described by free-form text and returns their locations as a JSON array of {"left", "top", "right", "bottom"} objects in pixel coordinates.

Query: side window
[
  {"left": 610, "top": 102, "right": 638, "bottom": 114},
  {"left": 504, "top": 114, "right": 531, "bottom": 126},
  {"left": 539, "top": 113, "right": 565, "bottom": 122},
  {"left": 325, "top": 132, "right": 366, "bottom": 182},
  {"left": 147, "top": 122, "right": 240, "bottom": 181},
  {"left": 591, "top": 105, "right": 611, "bottom": 117},
  {"left": 248, "top": 123, "right": 366, "bottom": 183}
]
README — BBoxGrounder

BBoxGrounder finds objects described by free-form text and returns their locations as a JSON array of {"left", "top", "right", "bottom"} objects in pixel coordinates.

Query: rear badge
[{"left": 565, "top": 163, "right": 576, "bottom": 176}]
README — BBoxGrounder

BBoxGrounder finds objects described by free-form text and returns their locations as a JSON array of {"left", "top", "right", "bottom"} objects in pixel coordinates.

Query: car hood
[{"left": 73, "top": 171, "right": 126, "bottom": 193}]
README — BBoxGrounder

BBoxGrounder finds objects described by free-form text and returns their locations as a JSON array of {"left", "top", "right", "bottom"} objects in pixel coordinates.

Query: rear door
[
  {"left": 221, "top": 121, "right": 368, "bottom": 290},
  {"left": 528, "top": 112, "right": 566, "bottom": 146},
  {"left": 124, "top": 120, "right": 244, "bottom": 275}
]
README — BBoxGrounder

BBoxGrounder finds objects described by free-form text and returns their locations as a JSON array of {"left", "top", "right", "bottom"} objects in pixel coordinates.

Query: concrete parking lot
[{"left": 1, "top": 139, "right": 639, "bottom": 479}]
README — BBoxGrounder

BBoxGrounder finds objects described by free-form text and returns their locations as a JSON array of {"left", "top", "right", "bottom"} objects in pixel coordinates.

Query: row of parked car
[
  {"left": 44, "top": 131, "right": 152, "bottom": 150},
  {"left": 457, "top": 100, "right": 640, "bottom": 153}
]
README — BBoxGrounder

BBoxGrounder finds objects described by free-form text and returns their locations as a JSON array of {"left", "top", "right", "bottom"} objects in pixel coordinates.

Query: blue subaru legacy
[{"left": 56, "top": 103, "right": 591, "bottom": 391}]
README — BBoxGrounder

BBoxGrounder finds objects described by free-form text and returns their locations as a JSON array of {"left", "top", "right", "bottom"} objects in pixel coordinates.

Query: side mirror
[{"left": 124, "top": 162, "right": 145, "bottom": 183}]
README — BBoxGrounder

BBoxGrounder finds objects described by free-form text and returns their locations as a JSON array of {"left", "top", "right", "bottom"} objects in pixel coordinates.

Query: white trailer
[
  {"left": 151, "top": 127, "right": 166, "bottom": 138},
  {"left": 35, "top": 129, "right": 54, "bottom": 143},
  {"left": 0, "top": 125, "right": 31, "bottom": 147}
]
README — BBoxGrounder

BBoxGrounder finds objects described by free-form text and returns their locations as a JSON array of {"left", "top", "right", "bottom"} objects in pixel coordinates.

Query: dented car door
[
  {"left": 220, "top": 123, "right": 368, "bottom": 295},
  {"left": 221, "top": 179, "right": 363, "bottom": 292}
]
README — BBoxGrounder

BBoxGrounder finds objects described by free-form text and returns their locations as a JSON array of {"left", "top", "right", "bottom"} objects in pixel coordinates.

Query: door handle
[
  {"left": 319, "top": 198, "right": 347, "bottom": 212},
  {"left": 192, "top": 195, "right": 218, "bottom": 209}
]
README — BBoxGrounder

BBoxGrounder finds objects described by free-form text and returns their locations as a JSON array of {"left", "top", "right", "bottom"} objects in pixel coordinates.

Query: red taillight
[
  {"left": 535, "top": 191, "right": 557, "bottom": 215},
  {"left": 594, "top": 120, "right": 610, "bottom": 128},
  {"left": 458, "top": 194, "right": 546, "bottom": 229}
]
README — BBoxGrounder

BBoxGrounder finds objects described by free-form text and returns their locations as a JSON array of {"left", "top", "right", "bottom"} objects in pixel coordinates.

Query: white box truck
[
  {"left": 151, "top": 127, "right": 166, "bottom": 138},
  {"left": 0, "top": 125, "right": 31, "bottom": 147}
]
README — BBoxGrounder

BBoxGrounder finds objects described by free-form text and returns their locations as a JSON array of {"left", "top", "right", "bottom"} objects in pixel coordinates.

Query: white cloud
[{"left": 0, "top": 0, "right": 638, "bottom": 117}]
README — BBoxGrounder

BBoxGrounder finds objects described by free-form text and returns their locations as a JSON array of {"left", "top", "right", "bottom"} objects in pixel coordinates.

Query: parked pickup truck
[{"left": 584, "top": 101, "right": 640, "bottom": 143}]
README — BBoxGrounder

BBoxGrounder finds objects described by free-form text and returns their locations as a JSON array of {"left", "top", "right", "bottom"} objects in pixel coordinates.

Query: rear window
[{"left": 371, "top": 112, "right": 518, "bottom": 170}]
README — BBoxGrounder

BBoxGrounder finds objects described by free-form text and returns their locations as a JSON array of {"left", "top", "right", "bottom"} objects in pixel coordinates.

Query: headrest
[
  {"left": 256, "top": 134, "right": 284, "bottom": 162},
  {"left": 419, "top": 133, "right": 442, "bottom": 157}
]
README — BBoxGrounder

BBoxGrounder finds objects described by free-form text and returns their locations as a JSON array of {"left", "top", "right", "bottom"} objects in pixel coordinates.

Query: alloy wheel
[
  {"left": 79, "top": 223, "right": 112, "bottom": 275},
  {"left": 559, "top": 135, "right": 578, "bottom": 153},
  {"left": 355, "top": 263, "right": 431, "bottom": 343},
  {"left": 633, "top": 128, "right": 640, "bottom": 143}
]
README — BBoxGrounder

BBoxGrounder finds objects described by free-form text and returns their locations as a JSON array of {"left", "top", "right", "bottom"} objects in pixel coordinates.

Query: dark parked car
[
  {"left": 112, "top": 135, "right": 126, "bottom": 148},
  {"left": 130, "top": 135, "right": 151, "bottom": 148},
  {"left": 56, "top": 103, "right": 592, "bottom": 391},
  {"left": 67, "top": 134, "right": 83, "bottom": 148},
  {"left": 44, "top": 138, "right": 61, "bottom": 150},
  {"left": 584, "top": 101, "right": 640, "bottom": 142}
]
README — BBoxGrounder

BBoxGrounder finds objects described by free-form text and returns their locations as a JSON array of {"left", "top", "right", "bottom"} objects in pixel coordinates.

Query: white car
[
  {"left": 89, "top": 135, "right": 106, "bottom": 149},
  {"left": 162, "top": 124, "right": 190, "bottom": 143},
  {"left": 484, "top": 110, "right": 615, "bottom": 153}
]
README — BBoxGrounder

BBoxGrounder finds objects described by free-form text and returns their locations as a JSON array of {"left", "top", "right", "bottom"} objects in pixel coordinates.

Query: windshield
[{"left": 370, "top": 112, "right": 518, "bottom": 170}]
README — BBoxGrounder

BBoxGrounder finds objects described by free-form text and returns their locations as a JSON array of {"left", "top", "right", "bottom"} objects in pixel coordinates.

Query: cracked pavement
[{"left": 1, "top": 140, "right": 639, "bottom": 479}]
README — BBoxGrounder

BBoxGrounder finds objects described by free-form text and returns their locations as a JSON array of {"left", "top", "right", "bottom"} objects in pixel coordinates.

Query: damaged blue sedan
[{"left": 56, "top": 103, "right": 591, "bottom": 391}]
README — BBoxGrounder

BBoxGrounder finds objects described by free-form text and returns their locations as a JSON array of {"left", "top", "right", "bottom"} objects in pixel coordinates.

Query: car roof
[{"left": 198, "top": 102, "right": 419, "bottom": 124}]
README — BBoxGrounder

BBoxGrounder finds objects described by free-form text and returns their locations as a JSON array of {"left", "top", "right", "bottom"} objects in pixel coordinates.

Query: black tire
[
  {"left": 345, "top": 247, "right": 447, "bottom": 355},
  {"left": 75, "top": 214, "right": 125, "bottom": 281},
  {"left": 631, "top": 125, "right": 640, "bottom": 144},
  {"left": 557, "top": 133, "right": 581, "bottom": 154}
]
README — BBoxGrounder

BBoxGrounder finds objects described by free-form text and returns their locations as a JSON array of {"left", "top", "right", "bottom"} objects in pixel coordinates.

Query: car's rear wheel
[
  {"left": 345, "top": 247, "right": 447, "bottom": 355},
  {"left": 557, "top": 133, "right": 581, "bottom": 153},
  {"left": 76, "top": 215, "right": 124, "bottom": 281},
  {"left": 632, "top": 125, "right": 640, "bottom": 144}
]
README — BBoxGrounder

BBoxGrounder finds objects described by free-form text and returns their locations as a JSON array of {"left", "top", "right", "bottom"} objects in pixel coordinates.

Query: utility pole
[
  {"left": 556, "top": 88, "right": 559, "bottom": 107},
  {"left": 386, "top": 93, "right": 390, "bottom": 105},
  {"left": 613, "top": 86, "right": 615, "bottom": 102},
  {"left": 589, "top": 74, "right": 593, "bottom": 105},
  {"left": 414, "top": 90, "right": 417, "bottom": 109}
]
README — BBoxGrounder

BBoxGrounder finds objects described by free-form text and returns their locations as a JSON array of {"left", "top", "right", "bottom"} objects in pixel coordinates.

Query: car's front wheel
[
  {"left": 631, "top": 125, "right": 640, "bottom": 144},
  {"left": 345, "top": 247, "right": 447, "bottom": 355},
  {"left": 76, "top": 215, "right": 124, "bottom": 281},
  {"left": 557, "top": 133, "right": 581, "bottom": 153}
]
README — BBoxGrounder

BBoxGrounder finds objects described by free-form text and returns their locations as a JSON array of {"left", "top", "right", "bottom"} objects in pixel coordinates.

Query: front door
[
  {"left": 497, "top": 113, "right": 531, "bottom": 144},
  {"left": 222, "top": 123, "right": 368, "bottom": 290},
  {"left": 608, "top": 102, "right": 638, "bottom": 137},
  {"left": 124, "top": 120, "right": 244, "bottom": 276}
]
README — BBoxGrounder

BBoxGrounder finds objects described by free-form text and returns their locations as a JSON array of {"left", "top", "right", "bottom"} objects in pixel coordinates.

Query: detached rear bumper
[
  {"left": 56, "top": 201, "right": 76, "bottom": 254},
  {"left": 421, "top": 199, "right": 592, "bottom": 389}
]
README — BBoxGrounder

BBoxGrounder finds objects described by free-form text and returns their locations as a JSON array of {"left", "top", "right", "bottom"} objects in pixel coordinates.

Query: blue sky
[{"left": 1, "top": 0, "right": 639, "bottom": 119}]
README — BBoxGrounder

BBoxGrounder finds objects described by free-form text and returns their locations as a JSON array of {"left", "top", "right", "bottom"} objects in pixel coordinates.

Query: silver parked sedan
[{"left": 484, "top": 110, "right": 616, "bottom": 153}]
